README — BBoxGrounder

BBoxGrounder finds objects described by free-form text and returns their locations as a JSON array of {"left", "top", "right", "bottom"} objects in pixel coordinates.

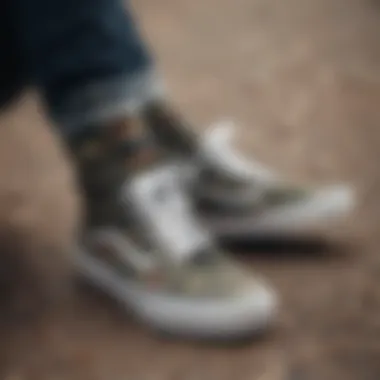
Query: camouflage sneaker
[
  {"left": 143, "top": 103, "right": 356, "bottom": 241},
  {"left": 71, "top": 119, "right": 277, "bottom": 339}
]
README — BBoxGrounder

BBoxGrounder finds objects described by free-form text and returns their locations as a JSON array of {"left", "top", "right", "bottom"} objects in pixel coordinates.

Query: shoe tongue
[
  {"left": 200, "top": 121, "right": 276, "bottom": 182},
  {"left": 124, "top": 163, "right": 213, "bottom": 263}
]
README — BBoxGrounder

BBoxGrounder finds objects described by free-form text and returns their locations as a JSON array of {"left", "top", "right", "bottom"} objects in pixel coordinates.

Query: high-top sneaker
[
  {"left": 70, "top": 116, "right": 277, "bottom": 339},
  {"left": 143, "top": 101, "right": 355, "bottom": 241}
]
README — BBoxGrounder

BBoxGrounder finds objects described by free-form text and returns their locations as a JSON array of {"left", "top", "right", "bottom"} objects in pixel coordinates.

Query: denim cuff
[{"left": 52, "top": 68, "right": 164, "bottom": 138}]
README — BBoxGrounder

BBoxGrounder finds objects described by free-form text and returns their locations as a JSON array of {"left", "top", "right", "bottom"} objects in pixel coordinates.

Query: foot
[
  {"left": 143, "top": 102, "right": 356, "bottom": 241},
  {"left": 70, "top": 117, "right": 277, "bottom": 339}
]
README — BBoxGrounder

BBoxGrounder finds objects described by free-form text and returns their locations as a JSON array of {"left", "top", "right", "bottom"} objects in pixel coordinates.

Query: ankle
[
  {"left": 143, "top": 100, "right": 198, "bottom": 156},
  {"left": 69, "top": 116, "right": 162, "bottom": 196},
  {"left": 70, "top": 116, "right": 155, "bottom": 160}
]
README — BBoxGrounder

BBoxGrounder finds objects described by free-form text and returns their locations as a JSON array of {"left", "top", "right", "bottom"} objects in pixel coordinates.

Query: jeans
[{"left": 0, "top": 0, "right": 161, "bottom": 138}]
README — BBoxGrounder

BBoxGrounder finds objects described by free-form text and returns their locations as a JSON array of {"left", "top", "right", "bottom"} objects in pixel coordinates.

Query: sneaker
[
  {"left": 71, "top": 119, "right": 277, "bottom": 339},
  {"left": 143, "top": 102, "right": 356, "bottom": 241}
]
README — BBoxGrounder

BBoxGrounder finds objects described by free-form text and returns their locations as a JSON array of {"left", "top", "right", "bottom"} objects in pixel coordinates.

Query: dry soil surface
[{"left": 1, "top": 0, "right": 380, "bottom": 379}]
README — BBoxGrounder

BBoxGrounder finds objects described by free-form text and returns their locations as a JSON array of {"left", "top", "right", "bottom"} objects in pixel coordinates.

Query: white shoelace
[
  {"left": 199, "top": 120, "right": 278, "bottom": 183},
  {"left": 125, "top": 163, "right": 212, "bottom": 263}
]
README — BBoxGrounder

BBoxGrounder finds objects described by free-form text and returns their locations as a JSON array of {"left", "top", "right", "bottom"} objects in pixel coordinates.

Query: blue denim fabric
[{"left": 0, "top": 0, "right": 156, "bottom": 136}]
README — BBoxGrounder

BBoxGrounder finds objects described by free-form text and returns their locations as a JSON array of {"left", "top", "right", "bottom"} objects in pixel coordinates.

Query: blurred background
[{"left": 1, "top": 0, "right": 380, "bottom": 378}]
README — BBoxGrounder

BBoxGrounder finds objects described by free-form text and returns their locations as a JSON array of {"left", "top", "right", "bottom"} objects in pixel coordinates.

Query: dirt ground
[{"left": 1, "top": 0, "right": 380, "bottom": 378}]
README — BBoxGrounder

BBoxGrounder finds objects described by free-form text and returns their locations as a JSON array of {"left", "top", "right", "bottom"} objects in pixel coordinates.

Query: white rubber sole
[
  {"left": 76, "top": 251, "right": 277, "bottom": 339},
  {"left": 205, "top": 185, "right": 356, "bottom": 240}
]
